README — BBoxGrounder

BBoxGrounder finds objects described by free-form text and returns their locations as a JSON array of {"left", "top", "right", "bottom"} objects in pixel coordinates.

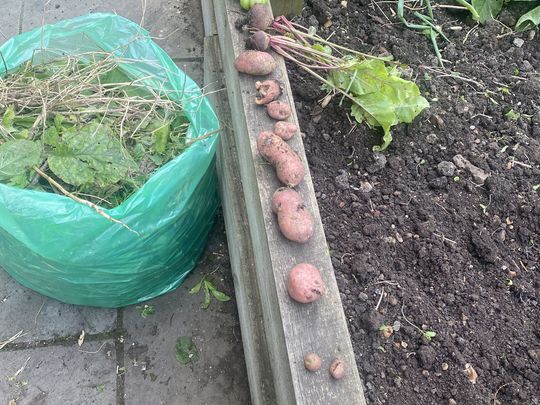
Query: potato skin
[
  {"left": 234, "top": 51, "right": 276, "bottom": 76},
  {"left": 273, "top": 121, "right": 298, "bottom": 140},
  {"left": 271, "top": 188, "right": 314, "bottom": 243},
  {"left": 267, "top": 101, "right": 292, "bottom": 120},
  {"left": 255, "top": 79, "right": 282, "bottom": 105},
  {"left": 249, "top": 4, "right": 274, "bottom": 30},
  {"left": 249, "top": 31, "right": 270, "bottom": 51},
  {"left": 287, "top": 263, "right": 325, "bottom": 303},
  {"left": 257, "top": 132, "right": 305, "bottom": 187},
  {"left": 304, "top": 353, "right": 322, "bottom": 372},
  {"left": 329, "top": 359, "right": 346, "bottom": 380}
]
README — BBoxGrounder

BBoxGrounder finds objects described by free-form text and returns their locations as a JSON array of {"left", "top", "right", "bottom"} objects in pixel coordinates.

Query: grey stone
[
  {"left": 366, "top": 153, "right": 387, "bottom": 173},
  {"left": 452, "top": 154, "right": 489, "bottom": 184},
  {"left": 335, "top": 170, "right": 349, "bottom": 190},
  {"left": 19, "top": 0, "right": 204, "bottom": 59},
  {"left": 358, "top": 292, "right": 369, "bottom": 301},
  {"left": 513, "top": 37, "right": 525, "bottom": 48},
  {"left": 437, "top": 161, "right": 456, "bottom": 177},
  {"left": 359, "top": 181, "right": 373, "bottom": 193},
  {"left": 322, "top": 133, "right": 330, "bottom": 141},
  {"left": 426, "top": 133, "right": 438, "bottom": 144},
  {"left": 122, "top": 270, "right": 250, "bottom": 404},
  {"left": 0, "top": 269, "right": 116, "bottom": 343},
  {"left": 0, "top": 341, "right": 117, "bottom": 404},
  {"left": 521, "top": 60, "right": 534, "bottom": 72}
]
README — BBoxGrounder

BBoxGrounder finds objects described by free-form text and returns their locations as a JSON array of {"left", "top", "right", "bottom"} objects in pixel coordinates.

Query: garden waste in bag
[{"left": 0, "top": 13, "right": 220, "bottom": 307}]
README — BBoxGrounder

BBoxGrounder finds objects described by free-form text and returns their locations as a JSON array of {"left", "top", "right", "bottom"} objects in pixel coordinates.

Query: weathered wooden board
[
  {"left": 203, "top": 28, "right": 277, "bottom": 405},
  {"left": 208, "top": 0, "right": 367, "bottom": 403}
]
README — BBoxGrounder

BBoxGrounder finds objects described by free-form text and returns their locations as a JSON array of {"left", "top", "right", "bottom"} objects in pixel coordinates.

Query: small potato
[
  {"left": 249, "top": 3, "right": 274, "bottom": 30},
  {"left": 267, "top": 101, "right": 292, "bottom": 120},
  {"left": 272, "top": 188, "right": 314, "bottom": 243},
  {"left": 257, "top": 132, "right": 305, "bottom": 187},
  {"left": 287, "top": 263, "right": 325, "bottom": 303},
  {"left": 329, "top": 359, "right": 346, "bottom": 380},
  {"left": 256, "top": 79, "right": 282, "bottom": 105},
  {"left": 304, "top": 353, "right": 322, "bottom": 372},
  {"left": 273, "top": 121, "right": 298, "bottom": 140},
  {"left": 249, "top": 30, "right": 270, "bottom": 51},
  {"left": 234, "top": 51, "right": 276, "bottom": 76}
]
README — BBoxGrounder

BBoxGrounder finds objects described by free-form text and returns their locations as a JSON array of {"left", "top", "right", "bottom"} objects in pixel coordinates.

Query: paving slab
[
  {"left": 0, "top": 269, "right": 117, "bottom": 344},
  {"left": 1, "top": 0, "right": 203, "bottom": 59},
  {"left": 176, "top": 60, "right": 204, "bottom": 86},
  {"left": 122, "top": 234, "right": 251, "bottom": 404},
  {"left": 0, "top": 341, "right": 117, "bottom": 404}
]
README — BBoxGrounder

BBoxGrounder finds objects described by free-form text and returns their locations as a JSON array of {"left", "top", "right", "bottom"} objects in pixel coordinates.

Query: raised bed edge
[{"left": 205, "top": 0, "right": 367, "bottom": 403}]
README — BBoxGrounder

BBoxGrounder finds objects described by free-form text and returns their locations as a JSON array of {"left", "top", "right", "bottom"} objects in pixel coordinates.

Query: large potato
[
  {"left": 234, "top": 51, "right": 276, "bottom": 76},
  {"left": 271, "top": 188, "right": 314, "bottom": 243},
  {"left": 287, "top": 263, "right": 325, "bottom": 303},
  {"left": 257, "top": 132, "right": 305, "bottom": 187}
]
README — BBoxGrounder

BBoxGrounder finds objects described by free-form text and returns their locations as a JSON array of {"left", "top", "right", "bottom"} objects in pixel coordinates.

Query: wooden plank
[
  {"left": 211, "top": 1, "right": 367, "bottom": 404},
  {"left": 202, "top": 31, "right": 277, "bottom": 405}
]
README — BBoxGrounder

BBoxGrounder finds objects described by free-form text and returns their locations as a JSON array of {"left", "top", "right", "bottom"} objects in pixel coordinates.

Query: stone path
[{"left": 0, "top": 1, "right": 250, "bottom": 404}]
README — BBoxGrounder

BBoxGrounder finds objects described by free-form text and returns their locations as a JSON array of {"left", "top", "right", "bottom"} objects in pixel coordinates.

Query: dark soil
[{"left": 288, "top": 1, "right": 540, "bottom": 404}]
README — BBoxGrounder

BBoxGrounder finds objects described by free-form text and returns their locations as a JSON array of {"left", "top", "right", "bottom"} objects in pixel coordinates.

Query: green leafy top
[{"left": 327, "top": 59, "right": 429, "bottom": 151}]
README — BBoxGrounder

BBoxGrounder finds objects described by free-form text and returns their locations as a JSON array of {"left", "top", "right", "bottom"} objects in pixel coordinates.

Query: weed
[
  {"left": 190, "top": 275, "right": 231, "bottom": 309},
  {"left": 135, "top": 304, "right": 156, "bottom": 319}
]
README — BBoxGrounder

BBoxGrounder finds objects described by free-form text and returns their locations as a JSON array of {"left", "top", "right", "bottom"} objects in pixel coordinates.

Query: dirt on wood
[{"left": 288, "top": 1, "right": 540, "bottom": 404}]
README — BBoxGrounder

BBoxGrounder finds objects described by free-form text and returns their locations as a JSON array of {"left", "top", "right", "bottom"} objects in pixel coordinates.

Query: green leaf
[
  {"left": 202, "top": 284, "right": 211, "bottom": 310},
  {"left": 175, "top": 336, "right": 199, "bottom": 364},
  {"left": 54, "top": 114, "right": 65, "bottom": 132},
  {"left": 153, "top": 122, "right": 170, "bottom": 154},
  {"left": 472, "top": 0, "right": 503, "bottom": 23},
  {"left": 210, "top": 289, "right": 231, "bottom": 302},
  {"left": 505, "top": 109, "right": 520, "bottom": 120},
  {"left": 47, "top": 121, "right": 137, "bottom": 187},
  {"left": 189, "top": 277, "right": 205, "bottom": 295},
  {"left": 423, "top": 331, "right": 437, "bottom": 341},
  {"left": 0, "top": 140, "right": 42, "bottom": 181},
  {"left": 312, "top": 44, "right": 332, "bottom": 55},
  {"left": 2, "top": 106, "right": 15, "bottom": 128},
  {"left": 516, "top": 5, "right": 540, "bottom": 31},
  {"left": 330, "top": 59, "right": 428, "bottom": 151},
  {"left": 44, "top": 127, "right": 60, "bottom": 146}
]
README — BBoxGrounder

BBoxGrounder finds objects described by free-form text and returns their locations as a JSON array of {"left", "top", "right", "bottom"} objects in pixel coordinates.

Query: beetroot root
[
  {"left": 249, "top": 30, "right": 270, "bottom": 51},
  {"left": 249, "top": 4, "right": 274, "bottom": 30},
  {"left": 273, "top": 121, "right": 298, "bottom": 140},
  {"left": 255, "top": 80, "right": 282, "bottom": 105},
  {"left": 267, "top": 100, "right": 292, "bottom": 120},
  {"left": 271, "top": 188, "right": 314, "bottom": 243},
  {"left": 234, "top": 51, "right": 276, "bottom": 76},
  {"left": 257, "top": 132, "right": 305, "bottom": 187},
  {"left": 287, "top": 263, "right": 325, "bottom": 303}
]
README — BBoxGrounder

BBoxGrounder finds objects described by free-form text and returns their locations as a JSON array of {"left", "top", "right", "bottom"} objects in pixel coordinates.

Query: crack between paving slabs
[{"left": 115, "top": 308, "right": 126, "bottom": 405}]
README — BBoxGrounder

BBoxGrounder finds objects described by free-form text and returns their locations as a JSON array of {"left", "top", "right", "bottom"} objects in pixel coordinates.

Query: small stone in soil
[
  {"left": 513, "top": 37, "right": 525, "bottom": 48},
  {"left": 426, "top": 133, "right": 438, "bottom": 144},
  {"left": 366, "top": 153, "right": 387, "bottom": 173},
  {"left": 358, "top": 292, "right": 369, "bottom": 301},
  {"left": 359, "top": 181, "right": 373, "bottom": 193},
  {"left": 335, "top": 170, "right": 349, "bottom": 190},
  {"left": 437, "top": 161, "right": 456, "bottom": 177},
  {"left": 322, "top": 133, "right": 330, "bottom": 141}
]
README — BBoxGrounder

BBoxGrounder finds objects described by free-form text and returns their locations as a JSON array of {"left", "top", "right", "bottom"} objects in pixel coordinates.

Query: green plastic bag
[{"left": 0, "top": 13, "right": 220, "bottom": 307}]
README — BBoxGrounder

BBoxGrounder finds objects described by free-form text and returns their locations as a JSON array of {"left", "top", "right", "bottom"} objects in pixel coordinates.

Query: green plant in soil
[
  {"left": 456, "top": 0, "right": 540, "bottom": 31},
  {"left": 265, "top": 17, "right": 429, "bottom": 152},
  {"left": 135, "top": 304, "right": 156, "bottom": 318},
  {"left": 0, "top": 51, "right": 206, "bottom": 209},
  {"left": 189, "top": 275, "right": 231, "bottom": 309}
]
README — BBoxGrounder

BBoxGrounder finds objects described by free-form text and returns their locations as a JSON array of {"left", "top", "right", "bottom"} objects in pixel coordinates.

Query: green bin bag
[{"left": 0, "top": 13, "right": 220, "bottom": 307}]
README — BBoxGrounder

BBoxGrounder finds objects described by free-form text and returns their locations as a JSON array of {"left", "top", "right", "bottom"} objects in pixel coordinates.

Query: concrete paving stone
[
  {"left": 0, "top": 0, "right": 22, "bottom": 43},
  {"left": 177, "top": 60, "right": 203, "bottom": 86},
  {"left": 0, "top": 340, "right": 117, "bottom": 404},
  {"left": 0, "top": 269, "right": 117, "bottom": 344},
  {"left": 13, "top": 0, "right": 203, "bottom": 59},
  {"left": 122, "top": 267, "right": 250, "bottom": 404}
]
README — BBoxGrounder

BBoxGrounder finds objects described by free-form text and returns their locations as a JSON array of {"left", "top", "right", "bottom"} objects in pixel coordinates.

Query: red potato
[
  {"left": 329, "top": 359, "right": 346, "bottom": 380},
  {"left": 257, "top": 132, "right": 305, "bottom": 187},
  {"left": 304, "top": 353, "right": 322, "bottom": 372},
  {"left": 271, "top": 188, "right": 314, "bottom": 243},
  {"left": 287, "top": 263, "right": 325, "bottom": 303},
  {"left": 249, "top": 30, "right": 270, "bottom": 51},
  {"left": 249, "top": 4, "right": 274, "bottom": 30},
  {"left": 267, "top": 100, "right": 292, "bottom": 120},
  {"left": 273, "top": 121, "right": 298, "bottom": 140},
  {"left": 234, "top": 51, "right": 276, "bottom": 76},
  {"left": 255, "top": 80, "right": 282, "bottom": 105}
]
